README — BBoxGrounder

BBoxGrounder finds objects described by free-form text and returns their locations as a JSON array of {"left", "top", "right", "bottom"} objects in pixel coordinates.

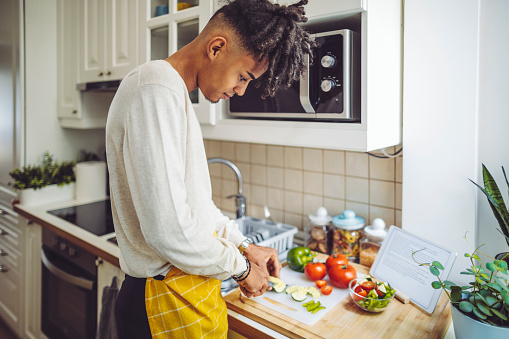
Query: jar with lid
[
  {"left": 331, "top": 210, "right": 365, "bottom": 262},
  {"left": 359, "top": 218, "right": 387, "bottom": 267},
  {"left": 304, "top": 207, "right": 332, "bottom": 254}
]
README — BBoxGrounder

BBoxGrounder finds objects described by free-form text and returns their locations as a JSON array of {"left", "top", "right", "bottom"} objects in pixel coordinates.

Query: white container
[
  {"left": 451, "top": 303, "right": 509, "bottom": 338},
  {"left": 75, "top": 161, "right": 107, "bottom": 202},
  {"left": 19, "top": 183, "right": 75, "bottom": 206}
]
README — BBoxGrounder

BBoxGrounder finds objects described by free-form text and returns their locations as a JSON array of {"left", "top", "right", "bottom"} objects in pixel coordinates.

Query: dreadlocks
[{"left": 209, "top": 0, "right": 315, "bottom": 98}]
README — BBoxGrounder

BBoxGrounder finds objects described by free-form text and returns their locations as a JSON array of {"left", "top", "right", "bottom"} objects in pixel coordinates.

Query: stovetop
[{"left": 48, "top": 199, "right": 115, "bottom": 236}]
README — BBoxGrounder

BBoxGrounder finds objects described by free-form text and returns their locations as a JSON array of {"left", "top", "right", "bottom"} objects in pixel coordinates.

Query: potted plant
[
  {"left": 470, "top": 164, "right": 509, "bottom": 262},
  {"left": 412, "top": 164, "right": 509, "bottom": 338},
  {"left": 9, "top": 152, "right": 76, "bottom": 206}
]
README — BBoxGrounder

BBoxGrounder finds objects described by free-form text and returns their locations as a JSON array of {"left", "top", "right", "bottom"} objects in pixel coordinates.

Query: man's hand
[
  {"left": 243, "top": 244, "right": 282, "bottom": 279},
  {"left": 237, "top": 261, "right": 269, "bottom": 298}
]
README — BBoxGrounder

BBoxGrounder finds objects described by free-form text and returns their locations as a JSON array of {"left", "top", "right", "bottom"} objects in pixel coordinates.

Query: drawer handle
[
  {"left": 0, "top": 249, "right": 7, "bottom": 256},
  {"left": 0, "top": 265, "right": 8, "bottom": 273},
  {"left": 0, "top": 209, "right": 6, "bottom": 216},
  {"left": 0, "top": 229, "right": 8, "bottom": 236}
]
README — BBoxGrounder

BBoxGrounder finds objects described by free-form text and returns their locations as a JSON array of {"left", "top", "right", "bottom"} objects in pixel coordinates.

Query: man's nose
[{"left": 234, "top": 82, "right": 249, "bottom": 96}]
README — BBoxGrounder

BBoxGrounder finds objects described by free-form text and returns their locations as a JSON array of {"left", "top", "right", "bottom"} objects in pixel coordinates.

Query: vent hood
[{"left": 76, "top": 80, "right": 120, "bottom": 92}]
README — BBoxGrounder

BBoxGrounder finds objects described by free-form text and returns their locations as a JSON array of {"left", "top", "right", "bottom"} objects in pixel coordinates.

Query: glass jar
[
  {"left": 304, "top": 207, "right": 332, "bottom": 254},
  {"left": 359, "top": 218, "right": 387, "bottom": 267},
  {"left": 331, "top": 210, "right": 365, "bottom": 262}
]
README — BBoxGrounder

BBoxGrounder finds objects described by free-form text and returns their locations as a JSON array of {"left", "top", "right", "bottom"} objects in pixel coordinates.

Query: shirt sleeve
[
  {"left": 122, "top": 84, "right": 246, "bottom": 280},
  {"left": 208, "top": 199, "right": 246, "bottom": 247}
]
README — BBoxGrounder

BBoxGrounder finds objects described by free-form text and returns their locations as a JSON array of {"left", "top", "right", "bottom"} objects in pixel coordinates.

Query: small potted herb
[{"left": 9, "top": 152, "right": 75, "bottom": 206}]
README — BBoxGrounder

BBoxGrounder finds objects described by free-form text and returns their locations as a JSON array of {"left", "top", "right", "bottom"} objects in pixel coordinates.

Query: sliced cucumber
[
  {"left": 291, "top": 291, "right": 308, "bottom": 302},
  {"left": 377, "top": 283, "right": 387, "bottom": 294},
  {"left": 269, "top": 276, "right": 282, "bottom": 284},
  {"left": 307, "top": 287, "right": 321, "bottom": 299},
  {"left": 273, "top": 281, "right": 286, "bottom": 293},
  {"left": 285, "top": 285, "right": 299, "bottom": 294}
]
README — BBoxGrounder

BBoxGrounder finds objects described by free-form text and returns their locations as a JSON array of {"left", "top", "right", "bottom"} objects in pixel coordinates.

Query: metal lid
[{"left": 332, "top": 210, "right": 365, "bottom": 230}]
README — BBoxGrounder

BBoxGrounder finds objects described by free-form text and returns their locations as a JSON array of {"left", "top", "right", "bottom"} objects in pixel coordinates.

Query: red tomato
[
  {"left": 315, "top": 280, "right": 327, "bottom": 288},
  {"left": 328, "top": 264, "right": 357, "bottom": 289},
  {"left": 354, "top": 285, "right": 364, "bottom": 294},
  {"left": 325, "top": 254, "right": 349, "bottom": 271},
  {"left": 360, "top": 280, "right": 376, "bottom": 291},
  {"left": 375, "top": 285, "right": 384, "bottom": 297},
  {"left": 353, "top": 288, "right": 367, "bottom": 301},
  {"left": 304, "top": 262, "right": 327, "bottom": 281},
  {"left": 321, "top": 285, "right": 333, "bottom": 295}
]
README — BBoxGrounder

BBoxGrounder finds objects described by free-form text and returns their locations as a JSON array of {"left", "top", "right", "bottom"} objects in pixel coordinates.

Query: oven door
[{"left": 41, "top": 247, "right": 97, "bottom": 339}]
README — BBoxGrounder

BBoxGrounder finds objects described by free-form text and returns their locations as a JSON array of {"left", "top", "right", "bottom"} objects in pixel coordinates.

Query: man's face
[{"left": 199, "top": 49, "right": 269, "bottom": 104}]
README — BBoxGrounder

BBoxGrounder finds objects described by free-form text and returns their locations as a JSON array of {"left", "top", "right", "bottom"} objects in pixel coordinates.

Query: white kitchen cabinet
[
  {"left": 20, "top": 217, "right": 42, "bottom": 339},
  {"left": 57, "top": 0, "right": 118, "bottom": 129},
  {"left": 0, "top": 204, "right": 22, "bottom": 337},
  {"left": 140, "top": 0, "right": 218, "bottom": 125},
  {"left": 79, "top": 0, "right": 139, "bottom": 83},
  {"left": 202, "top": 0, "right": 402, "bottom": 152},
  {"left": 96, "top": 259, "right": 124, "bottom": 325}
]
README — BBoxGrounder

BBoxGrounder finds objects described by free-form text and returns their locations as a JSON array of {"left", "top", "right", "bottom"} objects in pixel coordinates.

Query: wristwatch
[{"left": 238, "top": 238, "right": 253, "bottom": 254}]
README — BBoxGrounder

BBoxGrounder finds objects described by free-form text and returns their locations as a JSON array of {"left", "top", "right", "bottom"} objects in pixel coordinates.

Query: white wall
[
  {"left": 24, "top": 0, "right": 106, "bottom": 165},
  {"left": 403, "top": 0, "right": 509, "bottom": 284},
  {"left": 402, "top": 0, "right": 480, "bottom": 284},
  {"left": 476, "top": 0, "right": 509, "bottom": 255}
]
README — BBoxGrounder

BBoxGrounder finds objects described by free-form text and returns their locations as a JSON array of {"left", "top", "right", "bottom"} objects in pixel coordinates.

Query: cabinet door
[
  {"left": 21, "top": 218, "right": 42, "bottom": 339},
  {"left": 105, "top": 0, "right": 139, "bottom": 80},
  {"left": 57, "top": 0, "right": 81, "bottom": 119},
  {"left": 80, "top": 0, "right": 106, "bottom": 83}
]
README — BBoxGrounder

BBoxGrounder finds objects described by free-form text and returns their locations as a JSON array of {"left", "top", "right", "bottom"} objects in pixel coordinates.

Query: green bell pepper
[{"left": 286, "top": 247, "right": 317, "bottom": 272}]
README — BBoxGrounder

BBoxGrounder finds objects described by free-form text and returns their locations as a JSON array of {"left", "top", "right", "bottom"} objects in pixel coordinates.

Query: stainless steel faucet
[{"left": 207, "top": 158, "right": 247, "bottom": 219}]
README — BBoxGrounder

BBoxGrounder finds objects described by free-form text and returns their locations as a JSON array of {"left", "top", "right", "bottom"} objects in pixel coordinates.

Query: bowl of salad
[{"left": 348, "top": 275, "right": 396, "bottom": 313}]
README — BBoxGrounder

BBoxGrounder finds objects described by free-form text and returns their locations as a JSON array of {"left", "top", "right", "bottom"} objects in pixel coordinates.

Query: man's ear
[{"left": 207, "top": 37, "right": 227, "bottom": 60}]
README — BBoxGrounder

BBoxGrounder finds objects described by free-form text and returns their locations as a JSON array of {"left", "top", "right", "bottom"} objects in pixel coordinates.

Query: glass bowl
[{"left": 348, "top": 278, "right": 395, "bottom": 313}]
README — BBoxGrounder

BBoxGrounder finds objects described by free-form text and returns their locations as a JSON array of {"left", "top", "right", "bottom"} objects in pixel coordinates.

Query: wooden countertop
[{"left": 225, "top": 258, "right": 452, "bottom": 339}]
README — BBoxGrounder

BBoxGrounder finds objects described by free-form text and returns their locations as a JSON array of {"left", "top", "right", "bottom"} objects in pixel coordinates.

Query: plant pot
[
  {"left": 18, "top": 183, "right": 75, "bottom": 206},
  {"left": 451, "top": 303, "right": 509, "bottom": 338}
]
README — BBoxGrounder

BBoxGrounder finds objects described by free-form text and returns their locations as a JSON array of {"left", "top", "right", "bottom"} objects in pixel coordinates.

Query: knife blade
[{"left": 262, "top": 297, "right": 297, "bottom": 311}]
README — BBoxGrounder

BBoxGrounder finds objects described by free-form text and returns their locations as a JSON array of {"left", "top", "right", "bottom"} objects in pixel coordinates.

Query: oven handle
[{"left": 41, "top": 249, "right": 94, "bottom": 291}]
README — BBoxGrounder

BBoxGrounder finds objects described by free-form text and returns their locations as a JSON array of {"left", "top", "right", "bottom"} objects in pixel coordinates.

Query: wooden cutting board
[{"left": 224, "top": 261, "right": 452, "bottom": 339}]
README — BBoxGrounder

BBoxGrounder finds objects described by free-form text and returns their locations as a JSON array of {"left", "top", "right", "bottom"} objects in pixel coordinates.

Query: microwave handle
[
  {"left": 41, "top": 249, "right": 94, "bottom": 291},
  {"left": 299, "top": 53, "right": 315, "bottom": 114}
]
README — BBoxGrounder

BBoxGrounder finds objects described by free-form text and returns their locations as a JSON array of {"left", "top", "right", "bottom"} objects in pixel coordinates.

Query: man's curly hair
[{"left": 210, "top": 0, "right": 315, "bottom": 98}]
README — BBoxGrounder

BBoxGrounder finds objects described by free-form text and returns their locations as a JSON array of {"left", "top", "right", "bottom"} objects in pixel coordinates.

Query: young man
[{"left": 106, "top": 0, "right": 314, "bottom": 337}]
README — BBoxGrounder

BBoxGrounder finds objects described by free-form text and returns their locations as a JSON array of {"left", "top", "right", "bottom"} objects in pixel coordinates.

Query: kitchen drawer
[
  {"left": 0, "top": 240, "right": 21, "bottom": 277},
  {"left": 0, "top": 219, "right": 21, "bottom": 252},
  {"left": 0, "top": 203, "right": 19, "bottom": 232},
  {"left": 0, "top": 256, "right": 21, "bottom": 333}
]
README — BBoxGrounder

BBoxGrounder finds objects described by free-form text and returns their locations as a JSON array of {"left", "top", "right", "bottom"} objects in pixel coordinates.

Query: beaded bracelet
[{"left": 232, "top": 257, "right": 251, "bottom": 282}]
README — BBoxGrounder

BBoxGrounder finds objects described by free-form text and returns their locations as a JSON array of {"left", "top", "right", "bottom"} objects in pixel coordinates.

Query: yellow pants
[{"left": 145, "top": 267, "right": 228, "bottom": 338}]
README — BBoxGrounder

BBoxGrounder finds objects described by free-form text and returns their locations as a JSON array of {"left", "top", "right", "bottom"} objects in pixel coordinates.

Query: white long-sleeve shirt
[{"left": 106, "top": 60, "right": 247, "bottom": 280}]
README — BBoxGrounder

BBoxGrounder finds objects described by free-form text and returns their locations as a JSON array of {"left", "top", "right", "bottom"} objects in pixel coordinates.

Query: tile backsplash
[{"left": 204, "top": 140, "right": 402, "bottom": 237}]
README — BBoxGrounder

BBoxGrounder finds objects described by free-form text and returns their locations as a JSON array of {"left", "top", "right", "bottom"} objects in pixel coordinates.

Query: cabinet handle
[
  {"left": 0, "top": 209, "right": 7, "bottom": 216},
  {"left": 98, "top": 72, "right": 104, "bottom": 76},
  {"left": 0, "top": 265, "right": 8, "bottom": 273},
  {"left": 0, "top": 249, "right": 7, "bottom": 256},
  {"left": 26, "top": 219, "right": 33, "bottom": 225},
  {"left": 0, "top": 229, "right": 8, "bottom": 236},
  {"left": 106, "top": 71, "right": 111, "bottom": 76},
  {"left": 72, "top": 110, "right": 77, "bottom": 114}
]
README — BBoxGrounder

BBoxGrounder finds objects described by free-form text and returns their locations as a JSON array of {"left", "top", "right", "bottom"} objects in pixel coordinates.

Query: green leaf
[
  {"left": 459, "top": 301, "right": 474, "bottom": 313},
  {"left": 487, "top": 282, "right": 502, "bottom": 292},
  {"left": 460, "top": 271, "right": 475, "bottom": 275},
  {"left": 503, "top": 293, "right": 509, "bottom": 305},
  {"left": 467, "top": 268, "right": 475, "bottom": 273},
  {"left": 443, "top": 281, "right": 457, "bottom": 289},
  {"left": 485, "top": 296, "right": 498, "bottom": 306},
  {"left": 430, "top": 266, "right": 440, "bottom": 277},
  {"left": 499, "top": 260, "right": 508, "bottom": 270},
  {"left": 431, "top": 281, "right": 442, "bottom": 289},
  {"left": 451, "top": 289, "right": 462, "bottom": 302},
  {"left": 465, "top": 253, "right": 471, "bottom": 257},
  {"left": 473, "top": 306, "right": 488, "bottom": 320},
  {"left": 475, "top": 293, "right": 489, "bottom": 304},
  {"left": 432, "top": 261, "right": 444, "bottom": 270},
  {"left": 472, "top": 254, "right": 481, "bottom": 261},
  {"left": 492, "top": 309, "right": 508, "bottom": 321},
  {"left": 486, "top": 262, "right": 497, "bottom": 272},
  {"left": 477, "top": 302, "right": 493, "bottom": 316},
  {"left": 496, "top": 277, "right": 509, "bottom": 293},
  {"left": 461, "top": 286, "right": 472, "bottom": 291}
]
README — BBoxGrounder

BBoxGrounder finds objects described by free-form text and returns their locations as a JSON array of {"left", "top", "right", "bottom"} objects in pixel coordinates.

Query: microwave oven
[{"left": 228, "top": 29, "right": 360, "bottom": 122}]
